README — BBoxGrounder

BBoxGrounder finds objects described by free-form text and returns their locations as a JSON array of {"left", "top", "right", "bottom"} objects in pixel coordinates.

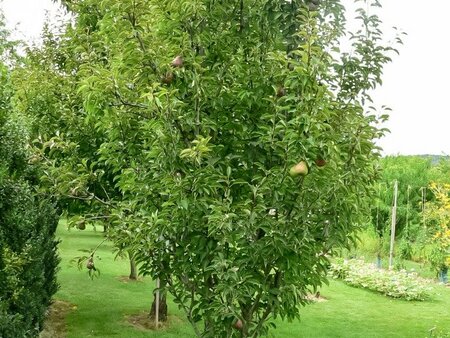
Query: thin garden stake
[
  {"left": 421, "top": 187, "right": 426, "bottom": 227},
  {"left": 405, "top": 185, "right": 410, "bottom": 238},
  {"left": 389, "top": 180, "right": 398, "bottom": 270}
]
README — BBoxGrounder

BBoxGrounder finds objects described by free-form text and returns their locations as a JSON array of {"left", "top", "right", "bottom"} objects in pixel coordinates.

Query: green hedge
[{"left": 0, "top": 116, "right": 60, "bottom": 337}]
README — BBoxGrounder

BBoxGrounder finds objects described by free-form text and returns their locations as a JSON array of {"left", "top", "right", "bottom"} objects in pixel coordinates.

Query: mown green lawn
[{"left": 52, "top": 224, "right": 450, "bottom": 338}]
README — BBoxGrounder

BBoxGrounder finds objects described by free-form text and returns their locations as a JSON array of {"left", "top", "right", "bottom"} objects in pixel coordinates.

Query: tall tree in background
[
  {"left": 424, "top": 182, "right": 450, "bottom": 281},
  {"left": 369, "top": 156, "right": 450, "bottom": 262},
  {"left": 371, "top": 156, "right": 432, "bottom": 259},
  {"left": 16, "top": 0, "right": 400, "bottom": 336},
  {"left": 12, "top": 9, "right": 142, "bottom": 280}
]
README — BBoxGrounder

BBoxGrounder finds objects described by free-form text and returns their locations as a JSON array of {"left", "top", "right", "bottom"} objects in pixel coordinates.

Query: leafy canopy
[{"left": 19, "top": 0, "right": 400, "bottom": 336}]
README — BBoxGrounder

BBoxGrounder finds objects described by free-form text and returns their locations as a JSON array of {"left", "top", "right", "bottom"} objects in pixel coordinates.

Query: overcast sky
[{"left": 1, "top": 0, "right": 449, "bottom": 156}]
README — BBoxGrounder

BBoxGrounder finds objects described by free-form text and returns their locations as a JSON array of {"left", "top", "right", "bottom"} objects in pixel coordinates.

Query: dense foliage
[
  {"left": 13, "top": 0, "right": 401, "bottom": 336},
  {"left": 363, "top": 156, "right": 450, "bottom": 266},
  {"left": 0, "top": 94, "right": 59, "bottom": 338},
  {"left": 425, "top": 183, "right": 450, "bottom": 273},
  {"left": 0, "top": 17, "right": 59, "bottom": 337},
  {"left": 372, "top": 156, "right": 431, "bottom": 238}
]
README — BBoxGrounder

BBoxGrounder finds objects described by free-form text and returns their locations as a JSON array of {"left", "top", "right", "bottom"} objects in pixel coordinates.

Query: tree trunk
[
  {"left": 128, "top": 251, "right": 138, "bottom": 280},
  {"left": 149, "top": 290, "right": 168, "bottom": 322}
]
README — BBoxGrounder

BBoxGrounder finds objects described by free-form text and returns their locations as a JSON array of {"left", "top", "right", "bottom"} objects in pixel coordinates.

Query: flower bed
[{"left": 329, "top": 259, "right": 432, "bottom": 301}]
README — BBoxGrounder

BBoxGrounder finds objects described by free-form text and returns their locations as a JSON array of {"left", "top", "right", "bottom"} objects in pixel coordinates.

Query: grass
[
  {"left": 277, "top": 282, "right": 450, "bottom": 338},
  {"left": 53, "top": 223, "right": 193, "bottom": 338},
  {"left": 50, "top": 223, "right": 450, "bottom": 338}
]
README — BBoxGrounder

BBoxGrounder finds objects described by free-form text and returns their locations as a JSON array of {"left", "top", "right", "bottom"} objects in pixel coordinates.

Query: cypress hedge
[{"left": 0, "top": 115, "right": 60, "bottom": 337}]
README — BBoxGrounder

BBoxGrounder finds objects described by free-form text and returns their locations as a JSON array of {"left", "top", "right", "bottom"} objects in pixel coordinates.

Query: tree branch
[{"left": 167, "top": 276, "right": 202, "bottom": 337}]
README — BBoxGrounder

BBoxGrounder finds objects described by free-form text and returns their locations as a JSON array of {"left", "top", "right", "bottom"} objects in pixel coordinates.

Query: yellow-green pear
[
  {"left": 171, "top": 55, "right": 184, "bottom": 68},
  {"left": 289, "top": 161, "right": 308, "bottom": 176}
]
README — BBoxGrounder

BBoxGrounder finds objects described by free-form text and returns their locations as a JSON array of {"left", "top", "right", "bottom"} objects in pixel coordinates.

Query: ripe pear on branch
[
  {"left": 233, "top": 319, "right": 243, "bottom": 330},
  {"left": 315, "top": 158, "right": 326, "bottom": 167},
  {"left": 161, "top": 71, "right": 174, "bottom": 84},
  {"left": 171, "top": 55, "right": 184, "bottom": 68},
  {"left": 86, "top": 256, "right": 96, "bottom": 271},
  {"left": 289, "top": 161, "right": 309, "bottom": 177}
]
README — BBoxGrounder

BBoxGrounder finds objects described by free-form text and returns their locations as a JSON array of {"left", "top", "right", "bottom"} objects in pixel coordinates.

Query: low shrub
[{"left": 329, "top": 258, "right": 432, "bottom": 301}]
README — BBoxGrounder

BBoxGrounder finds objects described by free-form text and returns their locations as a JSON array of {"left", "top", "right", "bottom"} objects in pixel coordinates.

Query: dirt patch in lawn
[
  {"left": 116, "top": 275, "right": 144, "bottom": 283},
  {"left": 40, "top": 300, "right": 75, "bottom": 338},
  {"left": 305, "top": 292, "right": 328, "bottom": 303},
  {"left": 126, "top": 312, "right": 183, "bottom": 331}
]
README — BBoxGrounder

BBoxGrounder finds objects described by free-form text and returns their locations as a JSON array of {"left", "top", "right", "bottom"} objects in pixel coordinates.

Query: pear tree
[{"left": 24, "top": 0, "right": 401, "bottom": 336}]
